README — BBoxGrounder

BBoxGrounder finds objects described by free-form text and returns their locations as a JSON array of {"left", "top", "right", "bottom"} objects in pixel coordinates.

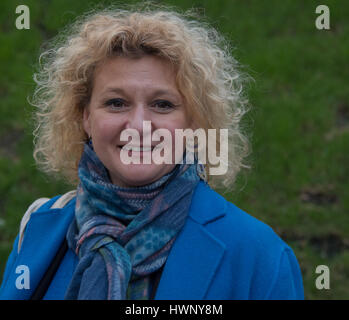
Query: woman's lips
[{"left": 118, "top": 145, "right": 156, "bottom": 151}]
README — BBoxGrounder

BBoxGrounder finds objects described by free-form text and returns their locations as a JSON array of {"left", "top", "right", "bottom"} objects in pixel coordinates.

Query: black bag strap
[{"left": 30, "top": 238, "right": 68, "bottom": 300}]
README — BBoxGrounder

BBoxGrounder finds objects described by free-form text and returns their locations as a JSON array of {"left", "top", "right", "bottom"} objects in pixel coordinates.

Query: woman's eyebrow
[{"left": 102, "top": 87, "right": 181, "bottom": 100}]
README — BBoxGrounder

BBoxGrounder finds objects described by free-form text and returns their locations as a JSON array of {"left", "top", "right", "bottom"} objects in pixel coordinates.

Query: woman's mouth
[
  {"left": 122, "top": 146, "right": 153, "bottom": 152},
  {"left": 118, "top": 145, "right": 157, "bottom": 152}
]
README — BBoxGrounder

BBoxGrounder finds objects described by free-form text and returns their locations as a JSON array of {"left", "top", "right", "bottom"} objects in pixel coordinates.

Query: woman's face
[{"left": 83, "top": 55, "right": 192, "bottom": 187}]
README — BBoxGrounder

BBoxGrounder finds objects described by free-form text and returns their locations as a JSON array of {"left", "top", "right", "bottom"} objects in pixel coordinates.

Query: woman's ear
[{"left": 82, "top": 106, "right": 91, "bottom": 137}]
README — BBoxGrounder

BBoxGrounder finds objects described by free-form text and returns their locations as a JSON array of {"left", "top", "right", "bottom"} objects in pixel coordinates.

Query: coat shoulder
[
  {"left": 194, "top": 183, "right": 287, "bottom": 251},
  {"left": 17, "top": 191, "right": 77, "bottom": 253},
  {"left": 194, "top": 184, "right": 304, "bottom": 299}
]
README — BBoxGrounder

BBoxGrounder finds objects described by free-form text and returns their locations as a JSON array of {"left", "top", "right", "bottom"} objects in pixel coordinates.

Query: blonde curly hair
[{"left": 31, "top": 3, "right": 251, "bottom": 190}]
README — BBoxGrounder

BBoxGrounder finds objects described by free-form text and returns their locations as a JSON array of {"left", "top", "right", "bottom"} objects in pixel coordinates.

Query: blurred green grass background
[{"left": 0, "top": 0, "right": 348, "bottom": 299}]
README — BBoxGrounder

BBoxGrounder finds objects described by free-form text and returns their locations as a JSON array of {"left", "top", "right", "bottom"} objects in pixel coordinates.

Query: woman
[{"left": 0, "top": 5, "right": 304, "bottom": 300}]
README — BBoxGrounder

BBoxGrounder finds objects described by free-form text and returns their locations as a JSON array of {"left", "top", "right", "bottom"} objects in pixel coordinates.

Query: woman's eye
[
  {"left": 104, "top": 98, "right": 127, "bottom": 110},
  {"left": 153, "top": 100, "right": 175, "bottom": 111}
]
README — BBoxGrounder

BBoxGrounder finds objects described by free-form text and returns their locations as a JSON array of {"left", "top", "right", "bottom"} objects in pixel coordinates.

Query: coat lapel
[{"left": 155, "top": 181, "right": 227, "bottom": 299}]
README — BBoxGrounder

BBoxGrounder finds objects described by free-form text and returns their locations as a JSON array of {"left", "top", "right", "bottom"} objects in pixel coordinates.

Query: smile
[{"left": 121, "top": 145, "right": 154, "bottom": 152}]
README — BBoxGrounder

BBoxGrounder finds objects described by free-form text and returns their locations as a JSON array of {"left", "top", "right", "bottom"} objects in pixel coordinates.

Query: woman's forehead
[{"left": 91, "top": 56, "right": 180, "bottom": 96}]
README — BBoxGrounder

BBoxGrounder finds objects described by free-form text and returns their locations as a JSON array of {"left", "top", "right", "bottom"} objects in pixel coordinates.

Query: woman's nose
[
  {"left": 125, "top": 104, "right": 147, "bottom": 132},
  {"left": 125, "top": 104, "right": 155, "bottom": 140}
]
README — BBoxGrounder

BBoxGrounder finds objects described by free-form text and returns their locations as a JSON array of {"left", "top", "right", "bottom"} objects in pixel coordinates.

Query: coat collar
[
  {"left": 155, "top": 181, "right": 227, "bottom": 299},
  {"left": 2, "top": 181, "right": 227, "bottom": 299}
]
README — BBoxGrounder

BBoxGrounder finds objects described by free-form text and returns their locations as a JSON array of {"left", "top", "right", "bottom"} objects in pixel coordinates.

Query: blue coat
[{"left": 0, "top": 181, "right": 304, "bottom": 300}]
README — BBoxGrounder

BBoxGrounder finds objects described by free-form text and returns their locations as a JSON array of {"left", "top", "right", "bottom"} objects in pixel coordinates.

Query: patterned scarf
[{"left": 64, "top": 142, "right": 201, "bottom": 300}]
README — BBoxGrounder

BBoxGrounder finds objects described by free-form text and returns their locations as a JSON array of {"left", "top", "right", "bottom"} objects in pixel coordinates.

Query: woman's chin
[{"left": 110, "top": 163, "right": 175, "bottom": 188}]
